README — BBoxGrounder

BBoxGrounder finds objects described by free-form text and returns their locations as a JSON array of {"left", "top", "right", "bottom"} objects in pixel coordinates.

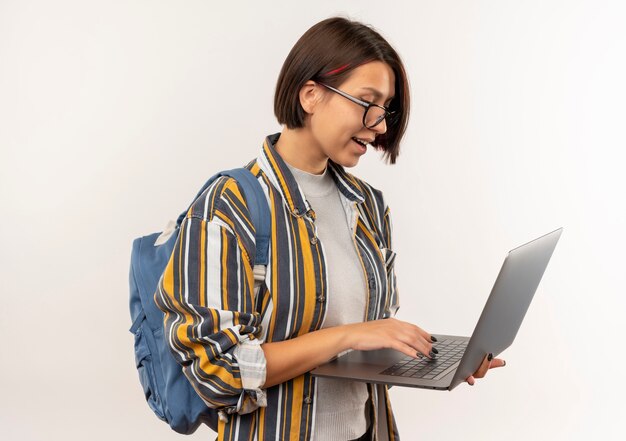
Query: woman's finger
[
  {"left": 392, "top": 341, "right": 424, "bottom": 360},
  {"left": 414, "top": 325, "right": 434, "bottom": 343},
  {"left": 466, "top": 356, "right": 506, "bottom": 385},
  {"left": 398, "top": 327, "right": 433, "bottom": 359},
  {"left": 413, "top": 334, "right": 435, "bottom": 359},
  {"left": 411, "top": 340, "right": 434, "bottom": 359},
  {"left": 488, "top": 358, "right": 506, "bottom": 369},
  {"left": 473, "top": 353, "right": 493, "bottom": 378}
]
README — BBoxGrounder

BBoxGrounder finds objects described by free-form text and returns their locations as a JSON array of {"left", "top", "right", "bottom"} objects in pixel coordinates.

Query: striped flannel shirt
[{"left": 155, "top": 132, "right": 401, "bottom": 440}]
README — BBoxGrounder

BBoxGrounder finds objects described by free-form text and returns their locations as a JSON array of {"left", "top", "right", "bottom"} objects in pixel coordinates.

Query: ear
[{"left": 298, "top": 80, "right": 324, "bottom": 114}]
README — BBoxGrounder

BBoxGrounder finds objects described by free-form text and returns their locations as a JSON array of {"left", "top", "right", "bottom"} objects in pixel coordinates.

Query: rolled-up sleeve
[{"left": 154, "top": 177, "right": 267, "bottom": 416}]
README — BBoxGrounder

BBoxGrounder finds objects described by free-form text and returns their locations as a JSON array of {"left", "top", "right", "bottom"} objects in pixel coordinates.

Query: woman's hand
[
  {"left": 465, "top": 353, "right": 506, "bottom": 386},
  {"left": 262, "top": 318, "right": 435, "bottom": 388},
  {"left": 345, "top": 318, "right": 437, "bottom": 359}
]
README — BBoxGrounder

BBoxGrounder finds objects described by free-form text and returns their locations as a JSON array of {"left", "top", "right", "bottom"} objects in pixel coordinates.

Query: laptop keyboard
[{"left": 379, "top": 339, "right": 468, "bottom": 380}]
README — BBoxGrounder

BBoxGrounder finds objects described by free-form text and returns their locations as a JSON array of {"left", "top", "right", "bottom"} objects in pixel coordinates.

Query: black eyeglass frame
[{"left": 317, "top": 82, "right": 397, "bottom": 129}]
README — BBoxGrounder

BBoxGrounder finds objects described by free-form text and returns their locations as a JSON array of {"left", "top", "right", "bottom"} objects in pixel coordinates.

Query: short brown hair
[{"left": 274, "top": 16, "right": 410, "bottom": 164}]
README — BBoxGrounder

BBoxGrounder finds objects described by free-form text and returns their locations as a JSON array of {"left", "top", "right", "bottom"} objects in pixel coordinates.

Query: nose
[{"left": 370, "top": 117, "right": 388, "bottom": 135}]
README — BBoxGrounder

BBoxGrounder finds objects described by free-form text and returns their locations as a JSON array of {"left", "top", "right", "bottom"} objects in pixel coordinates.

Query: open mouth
[{"left": 352, "top": 137, "right": 369, "bottom": 151}]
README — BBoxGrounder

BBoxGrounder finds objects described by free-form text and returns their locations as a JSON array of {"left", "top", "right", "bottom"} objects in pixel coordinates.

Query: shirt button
[
  {"left": 304, "top": 396, "right": 312, "bottom": 405},
  {"left": 317, "top": 295, "right": 325, "bottom": 303},
  {"left": 310, "top": 236, "right": 318, "bottom": 245}
]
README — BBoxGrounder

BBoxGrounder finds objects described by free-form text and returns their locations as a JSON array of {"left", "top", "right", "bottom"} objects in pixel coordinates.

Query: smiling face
[{"left": 303, "top": 61, "right": 396, "bottom": 168}]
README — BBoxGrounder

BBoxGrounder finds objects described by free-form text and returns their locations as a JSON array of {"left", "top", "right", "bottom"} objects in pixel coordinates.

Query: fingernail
[
  {"left": 488, "top": 353, "right": 493, "bottom": 362},
  {"left": 429, "top": 350, "right": 437, "bottom": 358},
  {"left": 430, "top": 336, "right": 438, "bottom": 342},
  {"left": 469, "top": 382, "right": 474, "bottom": 386},
  {"left": 431, "top": 347, "right": 439, "bottom": 354},
  {"left": 502, "top": 360, "right": 506, "bottom": 366}
]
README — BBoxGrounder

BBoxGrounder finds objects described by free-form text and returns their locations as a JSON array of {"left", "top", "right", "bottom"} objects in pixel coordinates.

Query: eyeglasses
[{"left": 317, "top": 82, "right": 397, "bottom": 129}]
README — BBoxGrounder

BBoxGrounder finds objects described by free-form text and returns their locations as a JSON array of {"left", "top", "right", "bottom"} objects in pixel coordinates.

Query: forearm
[
  {"left": 259, "top": 317, "right": 435, "bottom": 390},
  {"left": 260, "top": 325, "right": 353, "bottom": 388}
]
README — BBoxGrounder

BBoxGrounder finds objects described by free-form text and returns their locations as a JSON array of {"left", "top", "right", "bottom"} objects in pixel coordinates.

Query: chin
[
  {"left": 328, "top": 148, "right": 363, "bottom": 168},
  {"left": 336, "top": 158, "right": 360, "bottom": 168}
]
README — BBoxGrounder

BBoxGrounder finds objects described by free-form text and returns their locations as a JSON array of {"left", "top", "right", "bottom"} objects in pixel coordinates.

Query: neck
[{"left": 274, "top": 127, "right": 328, "bottom": 175}]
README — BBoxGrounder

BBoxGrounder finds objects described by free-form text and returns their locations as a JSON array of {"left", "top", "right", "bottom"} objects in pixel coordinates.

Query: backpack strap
[
  {"left": 221, "top": 168, "right": 270, "bottom": 266},
  {"left": 173, "top": 168, "right": 270, "bottom": 266}
]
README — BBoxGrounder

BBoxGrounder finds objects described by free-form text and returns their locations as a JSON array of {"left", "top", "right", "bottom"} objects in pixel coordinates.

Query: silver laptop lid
[{"left": 449, "top": 227, "right": 563, "bottom": 389}]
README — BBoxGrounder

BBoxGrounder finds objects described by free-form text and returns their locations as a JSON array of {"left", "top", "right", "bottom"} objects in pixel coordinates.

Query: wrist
[
  {"left": 335, "top": 323, "right": 356, "bottom": 353},
  {"left": 313, "top": 324, "right": 354, "bottom": 360}
]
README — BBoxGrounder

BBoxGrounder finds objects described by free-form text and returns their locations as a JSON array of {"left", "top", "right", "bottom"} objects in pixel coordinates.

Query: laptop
[{"left": 311, "top": 228, "right": 563, "bottom": 391}]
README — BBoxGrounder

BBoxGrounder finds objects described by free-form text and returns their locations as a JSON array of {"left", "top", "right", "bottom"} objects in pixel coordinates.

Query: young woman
[{"left": 156, "top": 16, "right": 505, "bottom": 441}]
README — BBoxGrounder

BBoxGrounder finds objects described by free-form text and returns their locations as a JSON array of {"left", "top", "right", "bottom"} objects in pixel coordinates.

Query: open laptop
[{"left": 311, "top": 228, "right": 563, "bottom": 391}]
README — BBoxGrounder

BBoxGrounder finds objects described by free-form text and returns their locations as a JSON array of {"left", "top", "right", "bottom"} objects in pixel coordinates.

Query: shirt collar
[{"left": 258, "top": 133, "right": 365, "bottom": 216}]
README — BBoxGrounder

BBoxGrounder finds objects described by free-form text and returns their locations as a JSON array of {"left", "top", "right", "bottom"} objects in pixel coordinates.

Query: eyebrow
[{"left": 358, "top": 86, "right": 395, "bottom": 103}]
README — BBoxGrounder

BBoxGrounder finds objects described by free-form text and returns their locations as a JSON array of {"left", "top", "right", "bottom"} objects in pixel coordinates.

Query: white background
[{"left": 1, "top": 1, "right": 625, "bottom": 440}]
